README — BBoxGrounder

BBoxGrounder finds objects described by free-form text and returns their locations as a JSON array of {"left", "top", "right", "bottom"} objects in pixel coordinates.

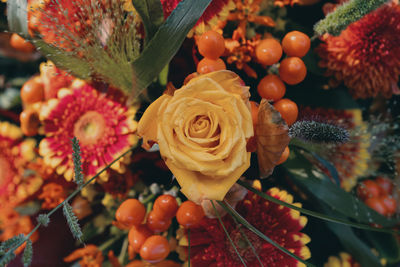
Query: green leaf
[
  {"left": 32, "top": 40, "right": 92, "bottom": 81},
  {"left": 7, "top": 0, "right": 29, "bottom": 37},
  {"left": 131, "top": 0, "right": 164, "bottom": 43},
  {"left": 321, "top": 204, "right": 382, "bottom": 267},
  {"left": 131, "top": 0, "right": 212, "bottom": 97},
  {"left": 237, "top": 180, "right": 398, "bottom": 234},
  {"left": 365, "top": 231, "right": 400, "bottom": 264},
  {"left": 14, "top": 202, "right": 41, "bottom": 216},
  {"left": 283, "top": 148, "right": 399, "bottom": 228}
]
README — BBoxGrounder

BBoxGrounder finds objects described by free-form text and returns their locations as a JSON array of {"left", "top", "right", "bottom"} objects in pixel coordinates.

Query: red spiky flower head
[
  {"left": 316, "top": 3, "right": 400, "bottom": 98},
  {"left": 39, "top": 84, "right": 139, "bottom": 182},
  {"left": 187, "top": 188, "right": 311, "bottom": 266}
]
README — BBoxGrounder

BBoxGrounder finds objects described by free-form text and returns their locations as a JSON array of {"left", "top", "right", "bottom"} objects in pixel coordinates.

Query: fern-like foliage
[
  {"left": 314, "top": 0, "right": 389, "bottom": 36},
  {"left": 71, "top": 137, "right": 84, "bottom": 187},
  {"left": 36, "top": 214, "right": 50, "bottom": 227},
  {"left": 22, "top": 240, "right": 33, "bottom": 267},
  {"left": 63, "top": 202, "right": 83, "bottom": 242}
]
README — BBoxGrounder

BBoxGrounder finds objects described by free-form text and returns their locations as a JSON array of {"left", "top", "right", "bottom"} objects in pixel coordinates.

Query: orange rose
[{"left": 138, "top": 71, "right": 253, "bottom": 203}]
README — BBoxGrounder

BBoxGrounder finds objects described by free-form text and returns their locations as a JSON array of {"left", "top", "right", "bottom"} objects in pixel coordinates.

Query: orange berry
[
  {"left": 21, "top": 76, "right": 45, "bottom": 104},
  {"left": 279, "top": 57, "right": 307, "bottom": 85},
  {"left": 140, "top": 235, "right": 170, "bottom": 263},
  {"left": 197, "top": 30, "right": 225, "bottom": 59},
  {"left": 381, "top": 195, "right": 396, "bottom": 216},
  {"left": 250, "top": 101, "right": 259, "bottom": 125},
  {"left": 375, "top": 177, "right": 394, "bottom": 195},
  {"left": 365, "top": 197, "right": 387, "bottom": 216},
  {"left": 146, "top": 210, "right": 172, "bottom": 233},
  {"left": 197, "top": 58, "right": 226, "bottom": 74},
  {"left": 153, "top": 195, "right": 178, "bottom": 219},
  {"left": 115, "top": 199, "right": 146, "bottom": 228},
  {"left": 257, "top": 74, "right": 286, "bottom": 101},
  {"left": 357, "top": 180, "right": 381, "bottom": 200},
  {"left": 176, "top": 201, "right": 204, "bottom": 228},
  {"left": 277, "top": 146, "right": 290, "bottom": 165},
  {"left": 273, "top": 99, "right": 298, "bottom": 126},
  {"left": 255, "top": 39, "right": 282, "bottom": 66},
  {"left": 9, "top": 33, "right": 35, "bottom": 53},
  {"left": 128, "top": 225, "right": 153, "bottom": 253},
  {"left": 20, "top": 109, "right": 40, "bottom": 136},
  {"left": 282, "top": 31, "right": 311, "bottom": 58}
]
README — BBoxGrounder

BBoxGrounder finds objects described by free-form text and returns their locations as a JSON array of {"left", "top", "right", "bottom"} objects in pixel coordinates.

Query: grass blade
[
  {"left": 218, "top": 201, "right": 314, "bottom": 267},
  {"left": 236, "top": 180, "right": 399, "bottom": 235},
  {"left": 211, "top": 201, "right": 247, "bottom": 266}
]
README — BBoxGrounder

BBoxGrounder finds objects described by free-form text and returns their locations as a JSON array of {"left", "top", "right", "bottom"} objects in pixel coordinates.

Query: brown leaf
[{"left": 256, "top": 99, "right": 290, "bottom": 178}]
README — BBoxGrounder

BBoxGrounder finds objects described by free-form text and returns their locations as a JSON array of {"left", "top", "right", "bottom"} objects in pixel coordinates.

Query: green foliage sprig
[
  {"left": 314, "top": 0, "right": 389, "bottom": 36},
  {"left": 22, "top": 240, "right": 33, "bottom": 267},
  {"left": 63, "top": 202, "right": 83, "bottom": 242},
  {"left": 71, "top": 137, "right": 84, "bottom": 187}
]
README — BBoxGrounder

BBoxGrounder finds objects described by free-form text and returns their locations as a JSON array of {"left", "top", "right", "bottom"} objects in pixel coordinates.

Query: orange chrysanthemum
[
  {"left": 38, "top": 84, "right": 138, "bottom": 182},
  {"left": 0, "top": 121, "right": 42, "bottom": 208},
  {"left": 187, "top": 188, "right": 311, "bottom": 266},
  {"left": 161, "top": 0, "right": 235, "bottom": 35},
  {"left": 316, "top": 3, "right": 400, "bottom": 98},
  {"left": 274, "top": 0, "right": 320, "bottom": 7},
  {"left": 64, "top": 245, "right": 104, "bottom": 267}
]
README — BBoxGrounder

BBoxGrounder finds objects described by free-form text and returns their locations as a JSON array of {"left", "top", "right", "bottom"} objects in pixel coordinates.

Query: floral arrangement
[{"left": 0, "top": 0, "right": 399, "bottom": 266}]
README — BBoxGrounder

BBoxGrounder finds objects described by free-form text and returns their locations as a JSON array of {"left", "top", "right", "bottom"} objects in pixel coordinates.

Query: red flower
[
  {"left": 39, "top": 84, "right": 138, "bottom": 182},
  {"left": 160, "top": 0, "right": 235, "bottom": 35},
  {"left": 316, "top": 3, "right": 400, "bottom": 98},
  {"left": 188, "top": 188, "right": 311, "bottom": 266}
]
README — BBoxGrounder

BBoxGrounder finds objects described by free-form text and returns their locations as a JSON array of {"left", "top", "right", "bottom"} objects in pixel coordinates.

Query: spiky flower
[
  {"left": 316, "top": 3, "right": 400, "bottom": 98},
  {"left": 38, "top": 84, "right": 139, "bottom": 182},
  {"left": 187, "top": 188, "right": 311, "bottom": 266},
  {"left": 299, "top": 107, "right": 370, "bottom": 191}
]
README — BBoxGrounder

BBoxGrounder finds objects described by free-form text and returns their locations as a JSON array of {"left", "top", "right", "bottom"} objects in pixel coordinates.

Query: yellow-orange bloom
[{"left": 138, "top": 70, "right": 253, "bottom": 203}]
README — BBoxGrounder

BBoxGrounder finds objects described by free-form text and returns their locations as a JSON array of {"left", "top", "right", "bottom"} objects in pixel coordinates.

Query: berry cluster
[
  {"left": 357, "top": 177, "right": 397, "bottom": 217},
  {"left": 115, "top": 196, "right": 204, "bottom": 263}
]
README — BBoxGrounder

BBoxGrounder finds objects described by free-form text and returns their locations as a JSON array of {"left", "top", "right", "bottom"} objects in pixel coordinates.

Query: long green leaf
[
  {"left": 131, "top": 0, "right": 164, "bottom": 43},
  {"left": 365, "top": 231, "right": 400, "bottom": 264},
  {"left": 131, "top": 0, "right": 212, "bottom": 97},
  {"left": 283, "top": 148, "right": 399, "bottom": 228},
  {"left": 218, "top": 201, "right": 314, "bottom": 267},
  {"left": 321, "top": 204, "right": 382, "bottom": 267},
  {"left": 7, "top": 0, "right": 29, "bottom": 37},
  {"left": 236, "top": 180, "right": 398, "bottom": 234}
]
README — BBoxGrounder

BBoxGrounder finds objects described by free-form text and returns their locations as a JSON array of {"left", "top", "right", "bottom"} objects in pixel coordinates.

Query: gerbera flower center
[
  {"left": 228, "top": 227, "right": 262, "bottom": 263},
  {"left": 73, "top": 111, "right": 106, "bottom": 145}
]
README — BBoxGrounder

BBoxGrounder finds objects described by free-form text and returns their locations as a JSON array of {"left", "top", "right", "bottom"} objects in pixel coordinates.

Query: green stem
[{"left": 1, "top": 146, "right": 136, "bottom": 260}]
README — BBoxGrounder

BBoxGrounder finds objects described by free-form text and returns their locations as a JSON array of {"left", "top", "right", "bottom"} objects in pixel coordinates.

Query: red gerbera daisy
[
  {"left": 0, "top": 121, "right": 42, "bottom": 208},
  {"left": 38, "top": 84, "right": 139, "bottom": 182},
  {"left": 160, "top": 0, "right": 235, "bottom": 35},
  {"left": 316, "top": 3, "right": 400, "bottom": 98},
  {"left": 187, "top": 188, "right": 311, "bottom": 266}
]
